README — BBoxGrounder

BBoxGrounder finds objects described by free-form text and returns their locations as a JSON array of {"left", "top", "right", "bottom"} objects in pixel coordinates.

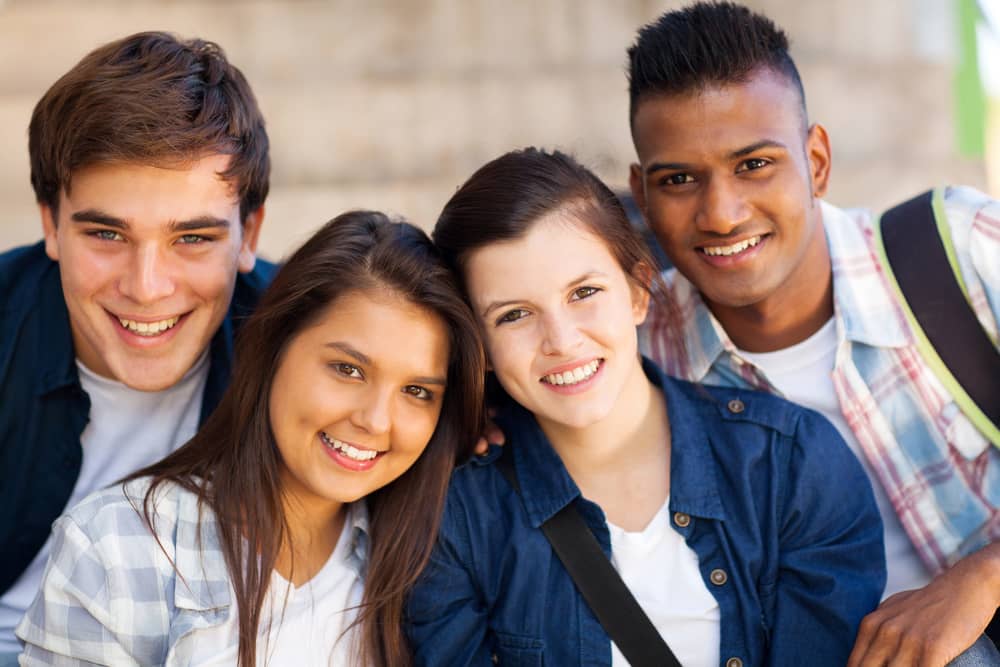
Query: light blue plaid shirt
[
  {"left": 15, "top": 479, "right": 368, "bottom": 666},
  {"left": 641, "top": 186, "right": 1000, "bottom": 575}
]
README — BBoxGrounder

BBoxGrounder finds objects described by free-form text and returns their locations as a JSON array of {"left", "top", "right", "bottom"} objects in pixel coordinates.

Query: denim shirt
[
  {"left": 406, "top": 360, "right": 885, "bottom": 666},
  {"left": 0, "top": 241, "right": 275, "bottom": 594}
]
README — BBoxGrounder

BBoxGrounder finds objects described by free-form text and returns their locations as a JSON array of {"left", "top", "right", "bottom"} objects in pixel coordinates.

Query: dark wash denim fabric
[
  {"left": 0, "top": 241, "right": 275, "bottom": 594},
  {"left": 407, "top": 359, "right": 886, "bottom": 666}
]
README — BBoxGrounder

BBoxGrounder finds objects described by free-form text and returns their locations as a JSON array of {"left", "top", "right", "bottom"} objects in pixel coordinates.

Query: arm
[
  {"left": 847, "top": 545, "right": 1000, "bottom": 667},
  {"left": 405, "top": 492, "right": 496, "bottom": 667},
  {"left": 768, "top": 410, "right": 886, "bottom": 666},
  {"left": 16, "top": 514, "right": 152, "bottom": 667}
]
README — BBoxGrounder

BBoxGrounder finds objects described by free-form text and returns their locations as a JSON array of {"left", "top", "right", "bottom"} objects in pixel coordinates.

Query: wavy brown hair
[
  {"left": 128, "top": 211, "right": 485, "bottom": 666},
  {"left": 30, "top": 31, "right": 269, "bottom": 222}
]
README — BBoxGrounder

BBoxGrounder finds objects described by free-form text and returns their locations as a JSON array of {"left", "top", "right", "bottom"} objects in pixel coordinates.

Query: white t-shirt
[
  {"left": 739, "top": 318, "right": 931, "bottom": 598},
  {"left": 191, "top": 504, "right": 366, "bottom": 667},
  {"left": 0, "top": 354, "right": 209, "bottom": 652},
  {"left": 609, "top": 499, "right": 721, "bottom": 667}
]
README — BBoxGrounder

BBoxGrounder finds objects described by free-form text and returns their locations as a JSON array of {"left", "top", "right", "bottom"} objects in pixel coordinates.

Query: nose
[
  {"left": 540, "top": 309, "right": 583, "bottom": 357},
  {"left": 350, "top": 385, "right": 392, "bottom": 436},
  {"left": 696, "top": 176, "right": 752, "bottom": 235},
  {"left": 120, "top": 244, "right": 176, "bottom": 304}
]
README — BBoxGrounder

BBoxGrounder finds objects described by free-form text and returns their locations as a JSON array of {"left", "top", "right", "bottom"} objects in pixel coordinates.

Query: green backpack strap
[{"left": 875, "top": 187, "right": 1000, "bottom": 447}]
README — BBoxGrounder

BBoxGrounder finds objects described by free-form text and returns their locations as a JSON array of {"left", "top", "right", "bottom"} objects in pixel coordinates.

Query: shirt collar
[
  {"left": 495, "top": 358, "right": 724, "bottom": 527},
  {"left": 820, "top": 200, "right": 911, "bottom": 348}
]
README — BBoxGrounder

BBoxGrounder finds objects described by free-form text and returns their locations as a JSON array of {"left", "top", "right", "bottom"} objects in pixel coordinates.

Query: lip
[
  {"left": 319, "top": 433, "right": 386, "bottom": 472},
  {"left": 106, "top": 308, "right": 190, "bottom": 348},
  {"left": 696, "top": 233, "right": 770, "bottom": 268},
  {"left": 539, "top": 358, "right": 605, "bottom": 396}
]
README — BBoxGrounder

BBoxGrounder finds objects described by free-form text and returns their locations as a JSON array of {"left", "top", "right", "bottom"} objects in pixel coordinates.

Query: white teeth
[
  {"left": 117, "top": 316, "right": 180, "bottom": 336},
  {"left": 701, "top": 235, "right": 762, "bottom": 257},
  {"left": 543, "top": 359, "right": 601, "bottom": 386},
  {"left": 320, "top": 432, "right": 379, "bottom": 462}
]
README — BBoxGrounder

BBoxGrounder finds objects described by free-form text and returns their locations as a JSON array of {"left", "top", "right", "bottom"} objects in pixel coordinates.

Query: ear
[
  {"left": 40, "top": 204, "right": 60, "bottom": 262},
  {"left": 806, "top": 123, "right": 832, "bottom": 200},
  {"left": 629, "top": 162, "right": 647, "bottom": 213},
  {"left": 628, "top": 261, "right": 653, "bottom": 326},
  {"left": 237, "top": 205, "right": 265, "bottom": 273}
]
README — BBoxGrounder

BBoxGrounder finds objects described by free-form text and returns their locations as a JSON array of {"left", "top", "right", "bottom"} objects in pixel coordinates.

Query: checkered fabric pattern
[
  {"left": 641, "top": 186, "right": 1000, "bottom": 575},
  {"left": 15, "top": 478, "right": 368, "bottom": 666}
]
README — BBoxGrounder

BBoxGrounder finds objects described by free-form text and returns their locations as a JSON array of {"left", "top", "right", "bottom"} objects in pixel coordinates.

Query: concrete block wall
[{"left": 0, "top": 0, "right": 985, "bottom": 262}]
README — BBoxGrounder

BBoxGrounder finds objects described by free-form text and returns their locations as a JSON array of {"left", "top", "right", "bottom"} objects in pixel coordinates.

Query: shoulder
[
  {"left": 60, "top": 477, "right": 190, "bottom": 548},
  {"left": 0, "top": 242, "right": 56, "bottom": 311},
  {"left": 665, "top": 376, "right": 807, "bottom": 439}
]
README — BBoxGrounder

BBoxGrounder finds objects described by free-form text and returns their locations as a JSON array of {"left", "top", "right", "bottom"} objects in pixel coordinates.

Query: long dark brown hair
[
  {"left": 128, "top": 211, "right": 485, "bottom": 667},
  {"left": 434, "top": 147, "right": 660, "bottom": 290},
  {"left": 432, "top": 148, "right": 665, "bottom": 406}
]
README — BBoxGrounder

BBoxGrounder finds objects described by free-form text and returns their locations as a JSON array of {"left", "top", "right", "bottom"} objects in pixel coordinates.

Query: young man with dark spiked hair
[
  {"left": 0, "top": 32, "right": 275, "bottom": 660},
  {"left": 629, "top": 3, "right": 1000, "bottom": 665}
]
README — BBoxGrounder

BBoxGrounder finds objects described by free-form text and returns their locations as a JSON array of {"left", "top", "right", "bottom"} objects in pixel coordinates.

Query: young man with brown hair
[
  {"left": 0, "top": 32, "right": 275, "bottom": 659},
  {"left": 629, "top": 3, "right": 1000, "bottom": 665}
]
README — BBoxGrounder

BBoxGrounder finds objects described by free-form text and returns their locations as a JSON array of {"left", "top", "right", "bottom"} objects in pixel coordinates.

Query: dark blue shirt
[
  {"left": 0, "top": 241, "right": 275, "bottom": 594},
  {"left": 406, "top": 360, "right": 885, "bottom": 666}
]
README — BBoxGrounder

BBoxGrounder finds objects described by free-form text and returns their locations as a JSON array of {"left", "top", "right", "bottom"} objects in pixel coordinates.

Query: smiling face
[
  {"left": 267, "top": 288, "right": 449, "bottom": 516},
  {"left": 464, "top": 212, "right": 650, "bottom": 431},
  {"left": 40, "top": 154, "right": 262, "bottom": 391},
  {"left": 629, "top": 67, "right": 831, "bottom": 317}
]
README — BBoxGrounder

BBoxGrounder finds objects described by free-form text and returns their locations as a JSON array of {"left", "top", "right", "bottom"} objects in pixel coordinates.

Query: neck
[
  {"left": 539, "top": 357, "right": 668, "bottom": 477},
  {"left": 708, "top": 214, "right": 834, "bottom": 353},
  {"left": 275, "top": 491, "right": 346, "bottom": 586}
]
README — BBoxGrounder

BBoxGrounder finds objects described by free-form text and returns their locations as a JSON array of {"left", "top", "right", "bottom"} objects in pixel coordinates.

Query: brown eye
[
  {"left": 571, "top": 286, "right": 600, "bottom": 300},
  {"left": 496, "top": 309, "right": 528, "bottom": 325},
  {"left": 331, "top": 362, "right": 363, "bottom": 379}
]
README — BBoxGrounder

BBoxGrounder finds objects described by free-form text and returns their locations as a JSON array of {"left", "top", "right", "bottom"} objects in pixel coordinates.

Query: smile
[
  {"left": 320, "top": 431, "right": 381, "bottom": 462},
  {"left": 116, "top": 315, "right": 181, "bottom": 336},
  {"left": 699, "top": 235, "right": 763, "bottom": 257},
  {"left": 541, "top": 359, "right": 602, "bottom": 386}
]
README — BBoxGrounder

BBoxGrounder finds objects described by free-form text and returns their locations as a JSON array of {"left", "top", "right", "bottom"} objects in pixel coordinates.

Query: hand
[
  {"left": 847, "top": 544, "right": 1000, "bottom": 667},
  {"left": 472, "top": 408, "right": 506, "bottom": 456}
]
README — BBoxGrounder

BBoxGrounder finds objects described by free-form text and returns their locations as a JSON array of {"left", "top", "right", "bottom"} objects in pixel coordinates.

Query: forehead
[
  {"left": 300, "top": 288, "right": 450, "bottom": 374},
  {"left": 631, "top": 68, "right": 805, "bottom": 162},
  {"left": 61, "top": 154, "right": 240, "bottom": 225},
  {"left": 464, "top": 215, "right": 622, "bottom": 305}
]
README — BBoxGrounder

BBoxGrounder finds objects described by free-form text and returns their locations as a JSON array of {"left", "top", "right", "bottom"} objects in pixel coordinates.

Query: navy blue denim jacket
[
  {"left": 0, "top": 241, "right": 275, "bottom": 594},
  {"left": 406, "top": 359, "right": 885, "bottom": 666}
]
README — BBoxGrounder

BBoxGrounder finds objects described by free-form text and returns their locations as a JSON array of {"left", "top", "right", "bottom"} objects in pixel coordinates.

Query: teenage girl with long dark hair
[
  {"left": 18, "top": 211, "right": 485, "bottom": 667},
  {"left": 407, "top": 148, "right": 885, "bottom": 666}
]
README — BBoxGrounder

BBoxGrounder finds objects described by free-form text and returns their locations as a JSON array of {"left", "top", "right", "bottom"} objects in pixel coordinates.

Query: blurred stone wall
[{"left": 0, "top": 0, "right": 986, "bottom": 262}]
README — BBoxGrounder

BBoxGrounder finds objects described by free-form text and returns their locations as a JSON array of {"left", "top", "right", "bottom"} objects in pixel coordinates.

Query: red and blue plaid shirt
[{"left": 641, "top": 186, "right": 1000, "bottom": 575}]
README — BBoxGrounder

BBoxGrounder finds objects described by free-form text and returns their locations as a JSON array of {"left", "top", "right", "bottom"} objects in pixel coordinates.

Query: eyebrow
[
  {"left": 644, "top": 139, "right": 788, "bottom": 176},
  {"left": 325, "top": 341, "right": 447, "bottom": 386},
  {"left": 69, "top": 209, "right": 231, "bottom": 232},
  {"left": 480, "top": 271, "right": 608, "bottom": 318}
]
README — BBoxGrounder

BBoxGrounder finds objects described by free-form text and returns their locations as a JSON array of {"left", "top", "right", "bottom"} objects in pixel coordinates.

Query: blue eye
[
  {"left": 88, "top": 229, "right": 124, "bottom": 242},
  {"left": 177, "top": 234, "right": 210, "bottom": 244}
]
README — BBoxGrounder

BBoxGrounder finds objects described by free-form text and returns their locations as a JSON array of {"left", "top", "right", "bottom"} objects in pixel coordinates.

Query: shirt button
[
  {"left": 673, "top": 512, "right": 691, "bottom": 527},
  {"left": 727, "top": 399, "right": 745, "bottom": 414},
  {"left": 726, "top": 658, "right": 743, "bottom": 667},
  {"left": 710, "top": 568, "right": 728, "bottom": 585}
]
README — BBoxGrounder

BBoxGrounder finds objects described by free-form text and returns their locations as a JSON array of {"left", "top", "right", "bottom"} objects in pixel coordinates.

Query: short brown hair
[{"left": 29, "top": 31, "right": 269, "bottom": 221}]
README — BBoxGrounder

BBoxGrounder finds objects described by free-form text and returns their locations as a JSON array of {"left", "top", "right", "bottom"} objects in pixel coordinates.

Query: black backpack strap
[
  {"left": 877, "top": 188, "right": 1000, "bottom": 445},
  {"left": 495, "top": 449, "right": 682, "bottom": 667}
]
